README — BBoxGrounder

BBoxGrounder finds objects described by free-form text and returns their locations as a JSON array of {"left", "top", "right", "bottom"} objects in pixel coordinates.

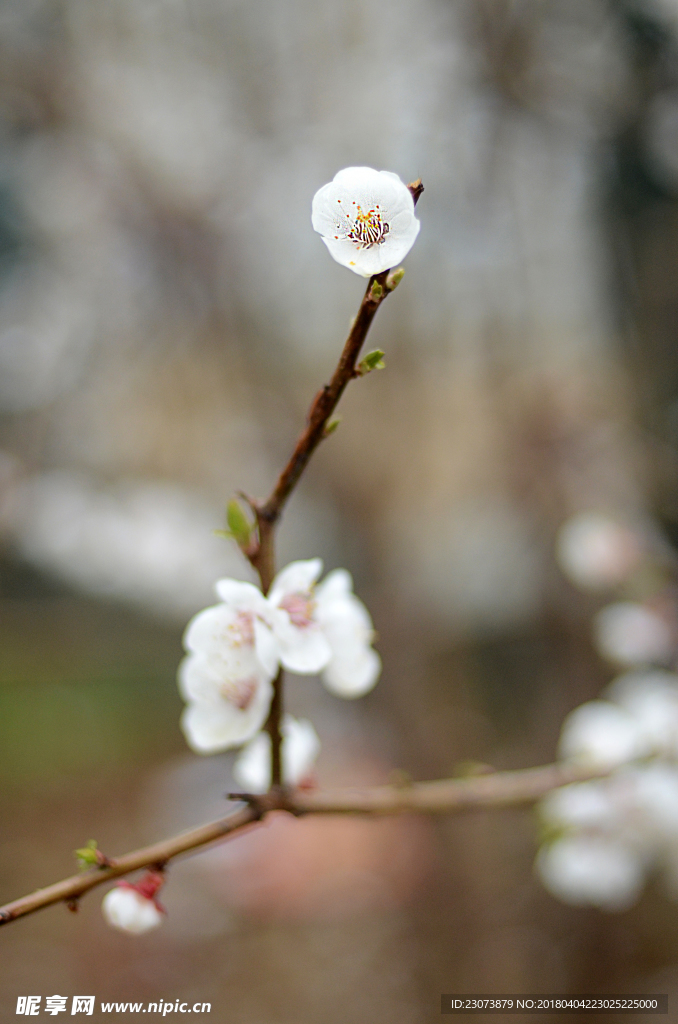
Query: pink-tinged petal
[
  {"left": 181, "top": 677, "right": 273, "bottom": 753},
  {"left": 178, "top": 649, "right": 273, "bottom": 705}
]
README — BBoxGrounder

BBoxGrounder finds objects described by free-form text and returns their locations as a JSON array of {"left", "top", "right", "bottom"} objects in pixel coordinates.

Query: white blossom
[
  {"left": 311, "top": 167, "right": 420, "bottom": 277},
  {"left": 555, "top": 513, "right": 640, "bottom": 591},
  {"left": 178, "top": 580, "right": 278, "bottom": 753},
  {"left": 593, "top": 602, "right": 674, "bottom": 667},
  {"left": 557, "top": 700, "right": 649, "bottom": 770},
  {"left": 536, "top": 834, "right": 645, "bottom": 911},
  {"left": 539, "top": 779, "right": 622, "bottom": 833},
  {"left": 233, "top": 714, "right": 321, "bottom": 794},
  {"left": 268, "top": 559, "right": 381, "bottom": 697},
  {"left": 102, "top": 885, "right": 163, "bottom": 935},
  {"left": 606, "top": 670, "right": 678, "bottom": 758}
]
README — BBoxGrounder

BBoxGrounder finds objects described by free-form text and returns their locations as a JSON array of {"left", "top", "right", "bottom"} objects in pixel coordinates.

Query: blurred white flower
[
  {"left": 311, "top": 167, "right": 420, "bottom": 277},
  {"left": 555, "top": 512, "right": 641, "bottom": 591},
  {"left": 102, "top": 876, "right": 164, "bottom": 935},
  {"left": 558, "top": 700, "right": 648, "bottom": 770},
  {"left": 315, "top": 569, "right": 381, "bottom": 697},
  {"left": 178, "top": 581, "right": 278, "bottom": 753},
  {"left": 233, "top": 715, "right": 321, "bottom": 794},
  {"left": 536, "top": 834, "right": 645, "bottom": 911},
  {"left": 539, "top": 779, "right": 622, "bottom": 833},
  {"left": 606, "top": 671, "right": 678, "bottom": 758},
  {"left": 593, "top": 602, "right": 674, "bottom": 667}
]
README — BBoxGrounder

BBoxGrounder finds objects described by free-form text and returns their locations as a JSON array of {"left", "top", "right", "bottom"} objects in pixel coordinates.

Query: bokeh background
[{"left": 3, "top": 0, "right": 678, "bottom": 1020}]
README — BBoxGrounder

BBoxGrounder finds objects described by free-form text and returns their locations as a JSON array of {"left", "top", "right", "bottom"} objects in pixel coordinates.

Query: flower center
[
  {"left": 346, "top": 205, "right": 390, "bottom": 249},
  {"left": 334, "top": 199, "right": 390, "bottom": 250},
  {"left": 228, "top": 611, "right": 255, "bottom": 647},
  {"left": 280, "top": 591, "right": 316, "bottom": 629},
  {"left": 221, "top": 674, "right": 258, "bottom": 711}
]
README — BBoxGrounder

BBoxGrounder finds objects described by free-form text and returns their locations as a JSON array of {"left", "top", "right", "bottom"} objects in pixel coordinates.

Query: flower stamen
[{"left": 345, "top": 204, "right": 390, "bottom": 250}]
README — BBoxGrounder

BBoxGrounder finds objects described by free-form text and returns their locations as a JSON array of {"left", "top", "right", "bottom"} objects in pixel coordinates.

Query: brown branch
[
  {"left": 0, "top": 759, "right": 605, "bottom": 927},
  {"left": 0, "top": 804, "right": 260, "bottom": 927},
  {"left": 247, "top": 269, "right": 391, "bottom": 587},
  {"left": 265, "top": 666, "right": 284, "bottom": 789}
]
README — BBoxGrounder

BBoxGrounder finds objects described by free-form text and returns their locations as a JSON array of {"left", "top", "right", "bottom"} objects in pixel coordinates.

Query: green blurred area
[{"left": 0, "top": 559, "right": 184, "bottom": 792}]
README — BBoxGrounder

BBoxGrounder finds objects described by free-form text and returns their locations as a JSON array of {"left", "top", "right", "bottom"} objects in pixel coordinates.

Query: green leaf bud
[
  {"left": 357, "top": 349, "right": 386, "bottom": 376},
  {"left": 386, "top": 267, "right": 405, "bottom": 291},
  {"left": 226, "top": 499, "right": 252, "bottom": 547}
]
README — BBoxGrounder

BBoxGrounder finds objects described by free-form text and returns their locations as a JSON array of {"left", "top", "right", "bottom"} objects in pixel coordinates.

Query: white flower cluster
[
  {"left": 539, "top": 513, "right": 678, "bottom": 911},
  {"left": 555, "top": 512, "right": 675, "bottom": 668},
  {"left": 537, "top": 672, "right": 678, "bottom": 911},
  {"left": 178, "top": 558, "right": 380, "bottom": 756}
]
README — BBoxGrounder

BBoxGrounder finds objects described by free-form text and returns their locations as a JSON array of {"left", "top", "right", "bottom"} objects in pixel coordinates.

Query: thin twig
[{"left": 0, "top": 760, "right": 605, "bottom": 927}]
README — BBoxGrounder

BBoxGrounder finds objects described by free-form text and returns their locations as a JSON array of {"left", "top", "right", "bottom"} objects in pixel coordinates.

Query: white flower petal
[
  {"left": 183, "top": 603, "right": 235, "bottom": 655},
  {"left": 594, "top": 602, "right": 674, "bottom": 666},
  {"left": 539, "top": 780, "right": 622, "bottom": 832},
  {"left": 556, "top": 513, "right": 640, "bottom": 591},
  {"left": 214, "top": 577, "right": 268, "bottom": 609},
  {"left": 268, "top": 558, "right": 323, "bottom": 606},
  {"left": 178, "top": 645, "right": 272, "bottom": 704},
  {"left": 323, "top": 646, "right": 381, "bottom": 698},
  {"left": 102, "top": 888, "right": 163, "bottom": 935},
  {"left": 558, "top": 700, "right": 649, "bottom": 769},
  {"left": 180, "top": 675, "right": 273, "bottom": 753},
  {"left": 606, "top": 670, "right": 678, "bottom": 757},
  {"left": 276, "top": 623, "right": 332, "bottom": 674},
  {"left": 315, "top": 580, "right": 381, "bottom": 697},
  {"left": 316, "top": 568, "right": 353, "bottom": 601},
  {"left": 536, "top": 835, "right": 645, "bottom": 911},
  {"left": 232, "top": 732, "right": 271, "bottom": 793},
  {"left": 233, "top": 714, "right": 321, "bottom": 794}
]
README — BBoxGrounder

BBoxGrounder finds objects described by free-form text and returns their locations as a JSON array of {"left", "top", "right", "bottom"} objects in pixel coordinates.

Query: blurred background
[{"left": 3, "top": 0, "right": 678, "bottom": 1020}]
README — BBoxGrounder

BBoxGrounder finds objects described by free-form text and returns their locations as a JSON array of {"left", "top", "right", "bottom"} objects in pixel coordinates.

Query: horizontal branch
[
  {"left": 292, "top": 760, "right": 606, "bottom": 814},
  {"left": 0, "top": 759, "right": 604, "bottom": 928}
]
